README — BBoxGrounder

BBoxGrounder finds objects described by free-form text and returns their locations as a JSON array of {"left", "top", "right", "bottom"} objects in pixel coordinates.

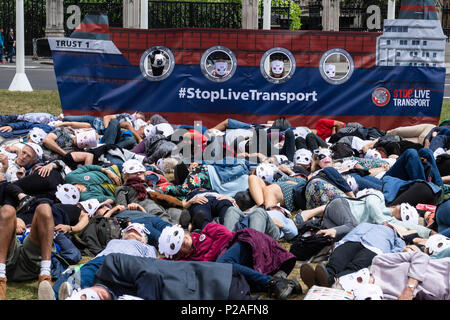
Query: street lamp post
[{"left": 9, "top": 0, "right": 33, "bottom": 92}]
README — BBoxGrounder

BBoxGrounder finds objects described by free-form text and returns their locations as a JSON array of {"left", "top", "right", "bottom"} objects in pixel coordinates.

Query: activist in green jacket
[{"left": 65, "top": 164, "right": 122, "bottom": 202}]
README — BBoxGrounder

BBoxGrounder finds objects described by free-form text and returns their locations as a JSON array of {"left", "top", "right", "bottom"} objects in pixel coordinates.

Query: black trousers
[
  {"left": 295, "top": 133, "right": 328, "bottom": 152},
  {"left": 189, "top": 196, "right": 234, "bottom": 230},
  {"left": 326, "top": 241, "right": 377, "bottom": 283},
  {"left": 3, "top": 170, "right": 64, "bottom": 207},
  {"left": 389, "top": 181, "right": 439, "bottom": 207}
]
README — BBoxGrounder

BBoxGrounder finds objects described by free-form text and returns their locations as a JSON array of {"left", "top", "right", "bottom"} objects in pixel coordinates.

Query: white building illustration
[{"left": 376, "top": 0, "right": 447, "bottom": 67}]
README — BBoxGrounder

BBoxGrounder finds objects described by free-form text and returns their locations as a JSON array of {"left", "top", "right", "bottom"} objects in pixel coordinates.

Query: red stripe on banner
[
  {"left": 75, "top": 23, "right": 109, "bottom": 34},
  {"left": 61, "top": 110, "right": 440, "bottom": 131},
  {"left": 400, "top": 5, "right": 437, "bottom": 11}
]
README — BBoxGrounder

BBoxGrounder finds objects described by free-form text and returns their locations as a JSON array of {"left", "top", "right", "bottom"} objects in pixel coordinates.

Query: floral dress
[
  {"left": 163, "top": 165, "right": 212, "bottom": 200},
  {"left": 338, "top": 156, "right": 389, "bottom": 171},
  {"left": 275, "top": 176, "right": 307, "bottom": 212},
  {"left": 305, "top": 177, "right": 346, "bottom": 209}
]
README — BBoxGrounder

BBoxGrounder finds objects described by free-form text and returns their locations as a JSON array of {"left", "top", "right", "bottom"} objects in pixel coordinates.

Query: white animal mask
[
  {"left": 158, "top": 225, "right": 185, "bottom": 259},
  {"left": 400, "top": 203, "right": 419, "bottom": 225},
  {"left": 28, "top": 128, "right": 47, "bottom": 144},
  {"left": 66, "top": 288, "right": 101, "bottom": 300},
  {"left": 353, "top": 284, "right": 383, "bottom": 300},
  {"left": 271, "top": 60, "right": 285, "bottom": 75},
  {"left": 214, "top": 61, "right": 228, "bottom": 76},
  {"left": 425, "top": 234, "right": 450, "bottom": 255},
  {"left": 294, "top": 149, "right": 312, "bottom": 166},
  {"left": 122, "top": 159, "right": 146, "bottom": 175},
  {"left": 55, "top": 184, "right": 80, "bottom": 205},
  {"left": 338, "top": 268, "right": 371, "bottom": 293},
  {"left": 152, "top": 53, "right": 166, "bottom": 67},
  {"left": 345, "top": 175, "right": 358, "bottom": 193},
  {"left": 365, "top": 148, "right": 382, "bottom": 160},
  {"left": 256, "top": 163, "right": 278, "bottom": 183},
  {"left": 75, "top": 129, "right": 98, "bottom": 149},
  {"left": 325, "top": 64, "right": 336, "bottom": 78},
  {"left": 79, "top": 199, "right": 101, "bottom": 217}
]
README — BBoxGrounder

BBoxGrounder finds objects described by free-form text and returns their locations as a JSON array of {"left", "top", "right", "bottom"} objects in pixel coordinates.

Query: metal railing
[
  {"left": 147, "top": 1, "right": 242, "bottom": 29},
  {"left": 258, "top": 1, "right": 291, "bottom": 29},
  {"left": 0, "top": 0, "right": 46, "bottom": 55}
]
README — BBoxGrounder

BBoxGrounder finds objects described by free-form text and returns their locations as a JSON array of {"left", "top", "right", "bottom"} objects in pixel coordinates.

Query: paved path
[{"left": 0, "top": 56, "right": 56, "bottom": 90}]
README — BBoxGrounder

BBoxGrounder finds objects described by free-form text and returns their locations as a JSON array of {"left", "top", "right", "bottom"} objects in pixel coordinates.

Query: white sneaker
[
  {"left": 58, "top": 281, "right": 73, "bottom": 301},
  {"left": 38, "top": 280, "right": 55, "bottom": 300}
]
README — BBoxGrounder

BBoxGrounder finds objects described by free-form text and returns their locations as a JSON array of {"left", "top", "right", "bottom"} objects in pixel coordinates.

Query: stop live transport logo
[{"left": 371, "top": 87, "right": 391, "bottom": 107}]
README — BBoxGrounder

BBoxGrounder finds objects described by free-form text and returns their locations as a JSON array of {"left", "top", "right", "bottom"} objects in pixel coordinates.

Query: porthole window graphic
[
  {"left": 140, "top": 46, "right": 175, "bottom": 81},
  {"left": 319, "top": 49, "right": 354, "bottom": 85},
  {"left": 201, "top": 46, "right": 237, "bottom": 83},
  {"left": 260, "top": 47, "right": 296, "bottom": 84}
]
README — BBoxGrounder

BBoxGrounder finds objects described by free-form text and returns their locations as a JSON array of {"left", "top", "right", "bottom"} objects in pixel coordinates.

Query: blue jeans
[
  {"left": 385, "top": 148, "right": 443, "bottom": 187},
  {"left": 0, "top": 47, "right": 4, "bottom": 62},
  {"left": 223, "top": 207, "right": 281, "bottom": 240},
  {"left": 101, "top": 118, "right": 137, "bottom": 149},
  {"left": 436, "top": 199, "right": 450, "bottom": 237},
  {"left": 178, "top": 125, "right": 209, "bottom": 134},
  {"left": 228, "top": 118, "right": 251, "bottom": 129},
  {"left": 54, "top": 233, "right": 82, "bottom": 265},
  {"left": 429, "top": 135, "right": 448, "bottom": 152},
  {"left": 6, "top": 47, "right": 14, "bottom": 61},
  {"left": 350, "top": 173, "right": 383, "bottom": 191},
  {"left": 63, "top": 115, "right": 102, "bottom": 132},
  {"left": 52, "top": 255, "right": 106, "bottom": 299},
  {"left": 216, "top": 241, "right": 272, "bottom": 291}
]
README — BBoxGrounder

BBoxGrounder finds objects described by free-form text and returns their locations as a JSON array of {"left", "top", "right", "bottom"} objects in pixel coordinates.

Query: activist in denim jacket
[
  {"left": 0, "top": 121, "right": 53, "bottom": 139},
  {"left": 201, "top": 157, "right": 251, "bottom": 184}
]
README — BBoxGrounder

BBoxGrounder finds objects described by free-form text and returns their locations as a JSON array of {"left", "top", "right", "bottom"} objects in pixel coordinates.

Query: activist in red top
[
  {"left": 157, "top": 223, "right": 301, "bottom": 300},
  {"left": 315, "top": 118, "right": 346, "bottom": 141}
]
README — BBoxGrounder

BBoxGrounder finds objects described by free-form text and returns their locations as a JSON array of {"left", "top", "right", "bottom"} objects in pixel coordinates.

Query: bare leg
[
  {"left": 301, "top": 204, "right": 327, "bottom": 222},
  {"left": 442, "top": 175, "right": 450, "bottom": 184},
  {"left": 248, "top": 175, "right": 266, "bottom": 206},
  {"left": 263, "top": 184, "right": 284, "bottom": 208},
  {"left": 0, "top": 205, "right": 17, "bottom": 264},
  {"left": 211, "top": 119, "right": 228, "bottom": 132},
  {"left": 29, "top": 203, "right": 54, "bottom": 262}
]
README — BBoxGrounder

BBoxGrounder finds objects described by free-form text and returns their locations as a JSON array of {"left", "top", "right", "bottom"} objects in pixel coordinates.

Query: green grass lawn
[{"left": 0, "top": 89, "right": 449, "bottom": 300}]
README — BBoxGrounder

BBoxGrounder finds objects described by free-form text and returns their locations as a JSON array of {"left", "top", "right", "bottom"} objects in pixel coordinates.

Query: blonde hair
[{"left": 162, "top": 158, "right": 179, "bottom": 174}]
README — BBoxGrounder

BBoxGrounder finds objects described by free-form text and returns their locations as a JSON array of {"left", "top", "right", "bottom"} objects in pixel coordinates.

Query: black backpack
[
  {"left": 72, "top": 216, "right": 130, "bottom": 257},
  {"left": 330, "top": 142, "right": 358, "bottom": 159},
  {"left": 289, "top": 218, "right": 334, "bottom": 261},
  {"left": 271, "top": 117, "right": 292, "bottom": 131}
]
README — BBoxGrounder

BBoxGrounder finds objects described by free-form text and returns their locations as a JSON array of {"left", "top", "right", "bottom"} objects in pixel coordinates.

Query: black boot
[
  {"left": 267, "top": 277, "right": 302, "bottom": 300},
  {"left": 16, "top": 195, "right": 37, "bottom": 214}
]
